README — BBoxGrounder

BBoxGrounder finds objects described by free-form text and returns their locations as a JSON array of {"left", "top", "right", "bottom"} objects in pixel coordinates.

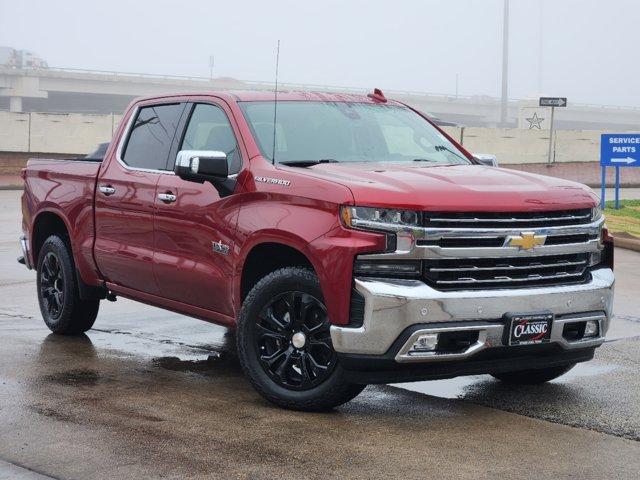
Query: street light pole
[{"left": 500, "top": 0, "right": 510, "bottom": 126}]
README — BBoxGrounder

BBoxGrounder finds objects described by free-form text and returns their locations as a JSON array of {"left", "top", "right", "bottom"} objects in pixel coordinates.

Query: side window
[
  {"left": 180, "top": 104, "right": 242, "bottom": 174},
  {"left": 122, "top": 103, "right": 184, "bottom": 170}
]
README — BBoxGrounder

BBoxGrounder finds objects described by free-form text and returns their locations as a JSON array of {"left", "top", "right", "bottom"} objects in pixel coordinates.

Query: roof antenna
[{"left": 271, "top": 40, "right": 281, "bottom": 165}]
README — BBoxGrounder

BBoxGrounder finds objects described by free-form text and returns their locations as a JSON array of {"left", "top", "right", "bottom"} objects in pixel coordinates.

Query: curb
[{"left": 612, "top": 235, "right": 640, "bottom": 253}]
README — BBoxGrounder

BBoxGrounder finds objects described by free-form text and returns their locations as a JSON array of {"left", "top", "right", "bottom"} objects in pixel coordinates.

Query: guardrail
[{"left": 4, "top": 66, "right": 640, "bottom": 112}]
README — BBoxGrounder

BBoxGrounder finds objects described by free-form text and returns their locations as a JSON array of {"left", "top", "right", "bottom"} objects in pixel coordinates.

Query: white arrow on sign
[{"left": 611, "top": 157, "right": 637, "bottom": 164}]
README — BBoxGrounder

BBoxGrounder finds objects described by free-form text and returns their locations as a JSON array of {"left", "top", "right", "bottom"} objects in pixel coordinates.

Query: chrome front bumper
[{"left": 330, "top": 268, "right": 614, "bottom": 361}]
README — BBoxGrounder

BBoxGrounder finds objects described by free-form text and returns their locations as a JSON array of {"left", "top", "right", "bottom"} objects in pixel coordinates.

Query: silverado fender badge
[
  {"left": 255, "top": 176, "right": 291, "bottom": 187},
  {"left": 504, "top": 232, "right": 547, "bottom": 250},
  {"left": 212, "top": 240, "right": 230, "bottom": 255}
]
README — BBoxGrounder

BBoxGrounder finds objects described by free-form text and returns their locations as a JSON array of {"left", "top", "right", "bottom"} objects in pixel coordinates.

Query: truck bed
[{"left": 22, "top": 158, "right": 101, "bottom": 285}]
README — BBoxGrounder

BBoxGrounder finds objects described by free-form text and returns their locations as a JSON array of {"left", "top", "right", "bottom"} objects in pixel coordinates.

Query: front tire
[
  {"left": 237, "top": 267, "right": 365, "bottom": 411},
  {"left": 491, "top": 363, "right": 575, "bottom": 384},
  {"left": 36, "top": 235, "right": 99, "bottom": 335}
]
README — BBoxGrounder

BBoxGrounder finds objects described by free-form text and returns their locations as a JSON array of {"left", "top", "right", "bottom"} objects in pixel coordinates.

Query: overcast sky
[{"left": 1, "top": 0, "right": 638, "bottom": 107}]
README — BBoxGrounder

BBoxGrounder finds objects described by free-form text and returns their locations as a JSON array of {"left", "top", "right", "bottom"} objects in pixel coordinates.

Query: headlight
[
  {"left": 591, "top": 206, "right": 603, "bottom": 222},
  {"left": 341, "top": 206, "right": 420, "bottom": 231}
]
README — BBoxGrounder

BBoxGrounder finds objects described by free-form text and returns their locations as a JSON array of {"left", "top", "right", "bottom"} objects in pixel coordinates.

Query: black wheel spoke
[
  {"left": 309, "top": 337, "right": 333, "bottom": 351},
  {"left": 41, "top": 260, "right": 53, "bottom": 282},
  {"left": 299, "top": 353, "right": 313, "bottom": 387},
  {"left": 255, "top": 323, "right": 287, "bottom": 341},
  {"left": 274, "top": 350, "right": 293, "bottom": 383},
  {"left": 260, "top": 307, "right": 289, "bottom": 332},
  {"left": 261, "top": 347, "right": 288, "bottom": 367},
  {"left": 306, "top": 352, "right": 329, "bottom": 376},
  {"left": 285, "top": 291, "right": 303, "bottom": 327}
]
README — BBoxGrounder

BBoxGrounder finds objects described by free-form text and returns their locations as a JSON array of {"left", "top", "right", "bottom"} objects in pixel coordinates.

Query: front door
[
  {"left": 94, "top": 102, "right": 186, "bottom": 295},
  {"left": 153, "top": 101, "right": 243, "bottom": 315}
]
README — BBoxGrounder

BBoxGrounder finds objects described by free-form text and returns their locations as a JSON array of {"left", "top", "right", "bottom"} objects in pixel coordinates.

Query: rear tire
[
  {"left": 237, "top": 267, "right": 365, "bottom": 411},
  {"left": 491, "top": 363, "right": 575, "bottom": 384},
  {"left": 36, "top": 235, "right": 99, "bottom": 335}
]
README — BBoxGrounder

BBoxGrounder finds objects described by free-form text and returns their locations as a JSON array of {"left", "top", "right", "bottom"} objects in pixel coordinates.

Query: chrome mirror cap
[{"left": 473, "top": 153, "right": 498, "bottom": 167}]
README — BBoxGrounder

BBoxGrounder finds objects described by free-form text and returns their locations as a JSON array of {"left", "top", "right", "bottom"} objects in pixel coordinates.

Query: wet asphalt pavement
[{"left": 1, "top": 190, "right": 640, "bottom": 479}]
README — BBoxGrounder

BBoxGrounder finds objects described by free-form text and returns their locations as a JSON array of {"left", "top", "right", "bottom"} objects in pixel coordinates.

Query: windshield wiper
[
  {"left": 434, "top": 145, "right": 468, "bottom": 162},
  {"left": 278, "top": 159, "right": 340, "bottom": 167},
  {"left": 413, "top": 158, "right": 438, "bottom": 163}
]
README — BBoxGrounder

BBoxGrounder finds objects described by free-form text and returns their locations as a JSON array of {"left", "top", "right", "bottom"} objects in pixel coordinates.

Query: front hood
[{"left": 292, "top": 163, "right": 597, "bottom": 211}]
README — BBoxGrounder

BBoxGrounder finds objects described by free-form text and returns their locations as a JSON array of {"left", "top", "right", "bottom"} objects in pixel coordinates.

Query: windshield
[{"left": 239, "top": 101, "right": 470, "bottom": 165}]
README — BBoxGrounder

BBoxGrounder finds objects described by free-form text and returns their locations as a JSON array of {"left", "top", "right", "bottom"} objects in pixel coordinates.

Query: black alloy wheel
[
  {"left": 255, "top": 291, "right": 337, "bottom": 390},
  {"left": 36, "top": 235, "right": 100, "bottom": 335},
  {"left": 39, "top": 251, "right": 65, "bottom": 319}
]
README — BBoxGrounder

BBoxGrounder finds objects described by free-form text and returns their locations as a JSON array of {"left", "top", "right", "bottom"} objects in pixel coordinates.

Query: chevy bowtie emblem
[{"left": 505, "top": 232, "right": 547, "bottom": 250}]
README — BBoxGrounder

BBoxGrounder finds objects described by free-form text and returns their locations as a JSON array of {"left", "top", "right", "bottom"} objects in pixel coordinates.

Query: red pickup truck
[{"left": 19, "top": 90, "right": 614, "bottom": 411}]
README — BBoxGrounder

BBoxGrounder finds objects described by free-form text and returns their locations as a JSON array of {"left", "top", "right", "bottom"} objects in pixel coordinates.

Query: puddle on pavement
[
  {"left": 392, "top": 362, "right": 620, "bottom": 399},
  {"left": 153, "top": 352, "right": 241, "bottom": 376},
  {"left": 84, "top": 327, "right": 234, "bottom": 362}
]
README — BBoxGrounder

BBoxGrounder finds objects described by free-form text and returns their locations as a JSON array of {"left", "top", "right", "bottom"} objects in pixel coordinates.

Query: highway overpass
[{"left": 2, "top": 66, "right": 640, "bottom": 130}]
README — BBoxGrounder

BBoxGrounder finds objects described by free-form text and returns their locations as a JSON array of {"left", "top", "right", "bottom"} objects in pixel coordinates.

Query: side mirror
[
  {"left": 175, "top": 150, "right": 228, "bottom": 182},
  {"left": 473, "top": 153, "right": 498, "bottom": 167}
]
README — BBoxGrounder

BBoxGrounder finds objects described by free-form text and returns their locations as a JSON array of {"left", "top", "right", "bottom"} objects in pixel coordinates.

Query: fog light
[
  {"left": 412, "top": 333, "right": 438, "bottom": 352},
  {"left": 584, "top": 320, "right": 599, "bottom": 338}
]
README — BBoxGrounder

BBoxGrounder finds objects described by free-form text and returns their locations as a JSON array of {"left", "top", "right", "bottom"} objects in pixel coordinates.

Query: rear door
[
  {"left": 153, "top": 100, "right": 244, "bottom": 314},
  {"left": 94, "top": 101, "right": 187, "bottom": 295}
]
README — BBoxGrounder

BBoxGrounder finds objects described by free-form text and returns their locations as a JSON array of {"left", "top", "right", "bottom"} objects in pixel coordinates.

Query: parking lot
[{"left": 1, "top": 189, "right": 640, "bottom": 479}]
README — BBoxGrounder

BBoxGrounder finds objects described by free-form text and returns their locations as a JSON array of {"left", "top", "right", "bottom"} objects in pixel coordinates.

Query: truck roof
[{"left": 133, "top": 90, "right": 403, "bottom": 105}]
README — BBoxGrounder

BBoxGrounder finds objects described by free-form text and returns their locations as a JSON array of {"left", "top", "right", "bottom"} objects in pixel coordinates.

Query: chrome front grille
[
  {"left": 423, "top": 253, "right": 591, "bottom": 290},
  {"left": 355, "top": 208, "right": 604, "bottom": 291}
]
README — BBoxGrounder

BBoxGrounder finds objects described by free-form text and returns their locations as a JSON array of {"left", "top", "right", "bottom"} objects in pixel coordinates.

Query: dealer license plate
[{"left": 505, "top": 312, "right": 553, "bottom": 346}]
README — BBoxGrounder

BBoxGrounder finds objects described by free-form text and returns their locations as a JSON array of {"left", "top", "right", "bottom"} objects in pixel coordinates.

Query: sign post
[
  {"left": 209, "top": 55, "right": 215, "bottom": 80},
  {"left": 539, "top": 97, "right": 567, "bottom": 165},
  {"left": 600, "top": 133, "right": 640, "bottom": 210}
]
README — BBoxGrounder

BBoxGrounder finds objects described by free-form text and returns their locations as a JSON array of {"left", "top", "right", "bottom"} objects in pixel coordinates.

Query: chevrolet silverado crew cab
[{"left": 19, "top": 89, "right": 614, "bottom": 411}]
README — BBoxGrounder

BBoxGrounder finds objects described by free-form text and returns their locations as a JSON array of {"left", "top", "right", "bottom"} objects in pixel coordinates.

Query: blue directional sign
[{"left": 600, "top": 134, "right": 640, "bottom": 167}]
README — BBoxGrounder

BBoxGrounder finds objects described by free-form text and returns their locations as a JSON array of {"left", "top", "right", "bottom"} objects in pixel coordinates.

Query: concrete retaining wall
[
  {"left": 0, "top": 111, "right": 122, "bottom": 155},
  {"left": 461, "top": 128, "right": 605, "bottom": 165},
  {"left": 0, "top": 111, "right": 633, "bottom": 171}
]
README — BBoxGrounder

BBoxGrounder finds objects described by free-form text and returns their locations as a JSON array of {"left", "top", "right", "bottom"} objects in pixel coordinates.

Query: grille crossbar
[{"left": 423, "top": 209, "right": 592, "bottom": 229}]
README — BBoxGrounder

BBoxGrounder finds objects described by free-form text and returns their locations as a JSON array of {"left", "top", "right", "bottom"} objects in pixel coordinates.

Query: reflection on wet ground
[
  {"left": 394, "top": 361, "right": 620, "bottom": 400},
  {"left": 2, "top": 314, "right": 640, "bottom": 479}
]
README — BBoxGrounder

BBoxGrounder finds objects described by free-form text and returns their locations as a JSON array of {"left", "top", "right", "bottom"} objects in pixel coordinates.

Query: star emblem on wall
[{"left": 525, "top": 112, "right": 545, "bottom": 129}]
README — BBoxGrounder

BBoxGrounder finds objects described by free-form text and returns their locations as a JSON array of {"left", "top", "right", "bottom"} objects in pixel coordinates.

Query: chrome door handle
[
  {"left": 157, "top": 192, "right": 177, "bottom": 203},
  {"left": 99, "top": 185, "right": 116, "bottom": 196}
]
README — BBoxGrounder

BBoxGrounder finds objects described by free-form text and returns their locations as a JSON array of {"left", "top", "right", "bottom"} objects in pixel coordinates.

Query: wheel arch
[
  {"left": 32, "top": 210, "right": 73, "bottom": 262},
  {"left": 239, "top": 240, "right": 316, "bottom": 305}
]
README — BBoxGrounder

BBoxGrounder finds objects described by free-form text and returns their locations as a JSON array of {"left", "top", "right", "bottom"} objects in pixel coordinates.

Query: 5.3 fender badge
[
  {"left": 255, "top": 176, "right": 291, "bottom": 187},
  {"left": 212, "top": 240, "right": 230, "bottom": 255}
]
